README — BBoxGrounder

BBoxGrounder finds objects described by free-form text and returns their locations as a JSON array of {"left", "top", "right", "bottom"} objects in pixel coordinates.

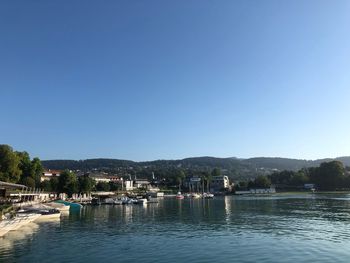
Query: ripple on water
[{"left": 2, "top": 195, "right": 350, "bottom": 263}]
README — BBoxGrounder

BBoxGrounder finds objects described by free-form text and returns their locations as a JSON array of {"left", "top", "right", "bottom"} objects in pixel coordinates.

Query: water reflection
[
  {"left": 224, "top": 196, "right": 232, "bottom": 222},
  {"left": 0, "top": 222, "right": 39, "bottom": 251},
  {"left": 2, "top": 194, "right": 350, "bottom": 263}
]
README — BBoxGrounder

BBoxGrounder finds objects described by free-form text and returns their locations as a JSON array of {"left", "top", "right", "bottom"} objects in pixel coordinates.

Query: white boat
[
  {"left": 35, "top": 211, "right": 61, "bottom": 220},
  {"left": 203, "top": 193, "right": 214, "bottom": 198},
  {"left": 191, "top": 193, "right": 201, "bottom": 198},
  {"left": 121, "top": 197, "right": 133, "bottom": 205},
  {"left": 0, "top": 213, "right": 41, "bottom": 237},
  {"left": 45, "top": 202, "right": 70, "bottom": 211},
  {"left": 104, "top": 198, "right": 116, "bottom": 205}
]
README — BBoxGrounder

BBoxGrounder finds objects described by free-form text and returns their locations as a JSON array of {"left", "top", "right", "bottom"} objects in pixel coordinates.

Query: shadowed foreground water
[{"left": 1, "top": 193, "right": 350, "bottom": 263}]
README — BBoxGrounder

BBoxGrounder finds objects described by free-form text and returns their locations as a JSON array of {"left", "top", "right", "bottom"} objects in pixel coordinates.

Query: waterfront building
[
  {"left": 124, "top": 180, "right": 134, "bottom": 191},
  {"left": 134, "top": 179, "right": 151, "bottom": 189},
  {"left": 184, "top": 176, "right": 202, "bottom": 192},
  {"left": 211, "top": 175, "right": 230, "bottom": 192}
]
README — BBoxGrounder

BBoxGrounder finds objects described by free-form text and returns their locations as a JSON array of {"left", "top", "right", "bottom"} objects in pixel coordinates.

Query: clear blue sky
[{"left": 1, "top": 0, "right": 350, "bottom": 161}]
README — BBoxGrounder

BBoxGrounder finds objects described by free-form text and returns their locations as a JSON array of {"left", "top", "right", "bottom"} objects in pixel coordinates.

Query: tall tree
[
  {"left": 78, "top": 176, "right": 95, "bottom": 193},
  {"left": 211, "top": 168, "right": 221, "bottom": 177},
  {"left": 17, "top": 151, "right": 34, "bottom": 182},
  {"left": 254, "top": 175, "right": 271, "bottom": 188},
  {"left": 176, "top": 170, "right": 186, "bottom": 192},
  {"left": 315, "top": 161, "right": 345, "bottom": 190},
  {"left": 0, "top": 145, "right": 22, "bottom": 183},
  {"left": 31, "top": 157, "right": 43, "bottom": 187},
  {"left": 58, "top": 170, "right": 78, "bottom": 197}
]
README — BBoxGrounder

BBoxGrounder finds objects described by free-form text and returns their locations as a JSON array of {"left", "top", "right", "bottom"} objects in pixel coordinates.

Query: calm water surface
[{"left": 1, "top": 193, "right": 350, "bottom": 262}]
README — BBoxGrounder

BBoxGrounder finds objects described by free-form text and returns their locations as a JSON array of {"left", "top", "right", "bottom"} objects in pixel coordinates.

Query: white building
[
  {"left": 124, "top": 180, "right": 134, "bottom": 191},
  {"left": 134, "top": 179, "right": 151, "bottom": 189},
  {"left": 87, "top": 172, "right": 119, "bottom": 183},
  {"left": 211, "top": 175, "right": 230, "bottom": 191},
  {"left": 41, "top": 170, "right": 61, "bottom": 182}
]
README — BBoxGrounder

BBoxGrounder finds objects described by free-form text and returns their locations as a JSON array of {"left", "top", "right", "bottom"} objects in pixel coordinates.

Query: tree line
[
  {"left": 2, "top": 144, "right": 350, "bottom": 194},
  {"left": 269, "top": 160, "right": 350, "bottom": 190},
  {"left": 40, "top": 170, "right": 119, "bottom": 196},
  {"left": 236, "top": 160, "right": 350, "bottom": 191},
  {"left": 0, "top": 144, "right": 43, "bottom": 188}
]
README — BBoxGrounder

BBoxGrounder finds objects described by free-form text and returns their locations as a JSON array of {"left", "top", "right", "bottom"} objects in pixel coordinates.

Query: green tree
[
  {"left": 16, "top": 151, "right": 43, "bottom": 187},
  {"left": 109, "top": 181, "right": 120, "bottom": 191},
  {"left": 96, "top": 181, "right": 110, "bottom": 191},
  {"left": 175, "top": 170, "right": 186, "bottom": 191},
  {"left": 78, "top": 176, "right": 95, "bottom": 193},
  {"left": 41, "top": 180, "right": 52, "bottom": 192},
  {"left": 58, "top": 170, "right": 78, "bottom": 197},
  {"left": 22, "top": 176, "right": 36, "bottom": 188},
  {"left": 17, "top": 151, "right": 34, "bottom": 183},
  {"left": 290, "top": 171, "right": 308, "bottom": 186},
  {"left": 0, "top": 145, "right": 22, "bottom": 183},
  {"left": 201, "top": 171, "right": 211, "bottom": 192},
  {"left": 315, "top": 161, "right": 345, "bottom": 190},
  {"left": 31, "top": 157, "right": 43, "bottom": 187},
  {"left": 254, "top": 175, "right": 271, "bottom": 188},
  {"left": 50, "top": 177, "right": 59, "bottom": 192},
  {"left": 211, "top": 168, "right": 221, "bottom": 177}
]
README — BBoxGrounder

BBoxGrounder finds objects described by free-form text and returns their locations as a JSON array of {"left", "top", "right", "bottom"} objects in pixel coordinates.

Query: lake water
[{"left": 1, "top": 193, "right": 350, "bottom": 262}]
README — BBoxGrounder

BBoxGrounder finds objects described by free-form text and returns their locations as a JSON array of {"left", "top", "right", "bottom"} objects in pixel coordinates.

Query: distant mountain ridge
[{"left": 42, "top": 156, "right": 350, "bottom": 173}]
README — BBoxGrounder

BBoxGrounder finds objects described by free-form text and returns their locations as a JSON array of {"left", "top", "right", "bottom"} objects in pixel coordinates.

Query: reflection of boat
[
  {"left": 176, "top": 192, "right": 184, "bottom": 199},
  {"left": 114, "top": 199, "right": 123, "bottom": 205},
  {"left": 147, "top": 197, "right": 159, "bottom": 204},
  {"left": 136, "top": 198, "right": 148, "bottom": 204}
]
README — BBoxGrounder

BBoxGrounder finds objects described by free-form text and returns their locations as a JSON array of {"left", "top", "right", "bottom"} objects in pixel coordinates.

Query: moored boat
[
  {"left": 191, "top": 193, "right": 201, "bottom": 198},
  {"left": 176, "top": 192, "right": 184, "bottom": 199},
  {"left": 203, "top": 193, "right": 214, "bottom": 198}
]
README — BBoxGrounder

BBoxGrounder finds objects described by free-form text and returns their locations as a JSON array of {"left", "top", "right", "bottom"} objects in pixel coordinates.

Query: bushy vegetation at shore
[{"left": 0, "top": 145, "right": 43, "bottom": 188}]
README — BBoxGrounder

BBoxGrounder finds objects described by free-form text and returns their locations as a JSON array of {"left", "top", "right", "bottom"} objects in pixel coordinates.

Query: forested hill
[{"left": 42, "top": 156, "right": 350, "bottom": 174}]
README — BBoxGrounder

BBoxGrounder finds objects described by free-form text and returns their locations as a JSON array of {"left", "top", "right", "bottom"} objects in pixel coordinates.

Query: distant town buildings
[
  {"left": 41, "top": 170, "right": 61, "bottom": 182},
  {"left": 87, "top": 172, "right": 120, "bottom": 183}
]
